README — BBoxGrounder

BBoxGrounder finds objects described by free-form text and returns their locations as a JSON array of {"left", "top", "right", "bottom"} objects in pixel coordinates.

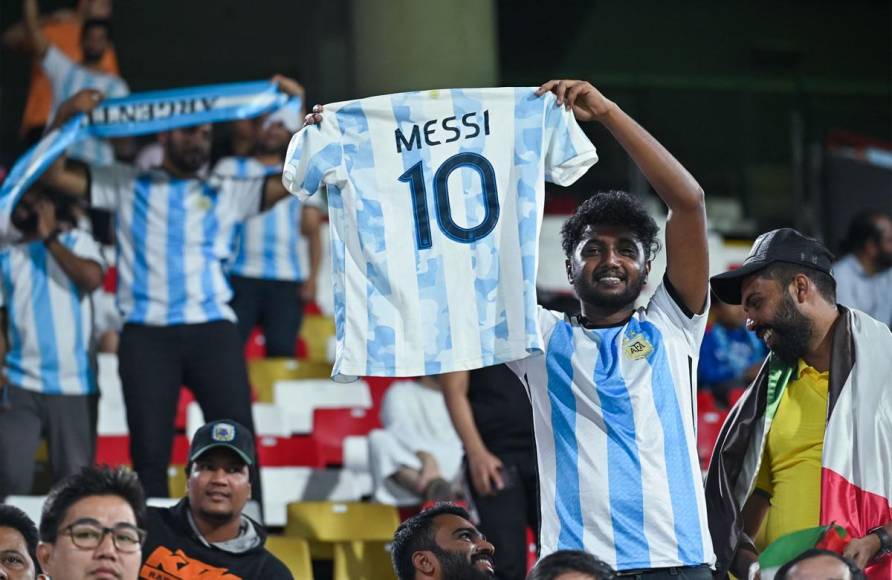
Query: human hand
[
  {"left": 303, "top": 104, "right": 324, "bottom": 128},
  {"left": 843, "top": 532, "right": 881, "bottom": 569},
  {"left": 467, "top": 448, "right": 504, "bottom": 496},
  {"left": 535, "top": 79, "right": 616, "bottom": 122},
  {"left": 35, "top": 199, "right": 57, "bottom": 240},
  {"left": 272, "top": 74, "right": 305, "bottom": 98},
  {"left": 61, "top": 88, "right": 104, "bottom": 116},
  {"left": 299, "top": 279, "right": 316, "bottom": 304}
]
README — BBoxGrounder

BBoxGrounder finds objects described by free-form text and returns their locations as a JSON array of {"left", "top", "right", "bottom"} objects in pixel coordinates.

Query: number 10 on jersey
[{"left": 398, "top": 152, "right": 500, "bottom": 250}]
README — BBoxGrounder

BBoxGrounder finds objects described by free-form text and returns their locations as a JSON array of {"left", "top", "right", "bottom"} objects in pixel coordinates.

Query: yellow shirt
[{"left": 755, "top": 359, "right": 829, "bottom": 547}]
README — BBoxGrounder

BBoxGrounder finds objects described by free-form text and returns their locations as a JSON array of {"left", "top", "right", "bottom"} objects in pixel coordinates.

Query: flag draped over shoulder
[
  {"left": 0, "top": 80, "right": 300, "bottom": 232},
  {"left": 705, "top": 308, "right": 892, "bottom": 578}
]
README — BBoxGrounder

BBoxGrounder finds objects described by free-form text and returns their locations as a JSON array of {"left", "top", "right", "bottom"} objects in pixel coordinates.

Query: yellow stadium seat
[
  {"left": 266, "top": 536, "right": 314, "bottom": 579},
  {"left": 167, "top": 465, "right": 187, "bottom": 498},
  {"left": 248, "top": 358, "right": 333, "bottom": 402},
  {"left": 285, "top": 502, "right": 400, "bottom": 559},
  {"left": 300, "top": 314, "right": 336, "bottom": 363},
  {"left": 333, "top": 540, "right": 396, "bottom": 580}
]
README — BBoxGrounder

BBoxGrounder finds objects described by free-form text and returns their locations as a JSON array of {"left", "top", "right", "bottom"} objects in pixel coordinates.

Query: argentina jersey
[
  {"left": 508, "top": 282, "right": 715, "bottom": 571},
  {"left": 283, "top": 87, "right": 597, "bottom": 381},
  {"left": 0, "top": 229, "right": 104, "bottom": 395},
  {"left": 43, "top": 45, "right": 129, "bottom": 166},
  {"left": 223, "top": 157, "right": 305, "bottom": 281}
]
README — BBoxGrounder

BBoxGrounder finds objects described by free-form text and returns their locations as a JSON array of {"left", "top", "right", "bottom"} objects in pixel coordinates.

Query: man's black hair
[
  {"left": 528, "top": 550, "right": 616, "bottom": 580},
  {"left": 391, "top": 503, "right": 473, "bottom": 580},
  {"left": 39, "top": 466, "right": 146, "bottom": 543},
  {"left": 561, "top": 191, "right": 661, "bottom": 261},
  {"left": 0, "top": 504, "right": 40, "bottom": 572},
  {"left": 81, "top": 18, "right": 113, "bottom": 43},
  {"left": 841, "top": 209, "right": 890, "bottom": 254},
  {"left": 757, "top": 262, "right": 837, "bottom": 304},
  {"left": 775, "top": 548, "right": 865, "bottom": 579}
]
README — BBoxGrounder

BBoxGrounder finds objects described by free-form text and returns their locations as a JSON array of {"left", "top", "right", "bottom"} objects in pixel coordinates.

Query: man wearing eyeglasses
[
  {"left": 139, "top": 419, "right": 292, "bottom": 579},
  {"left": 36, "top": 465, "right": 147, "bottom": 580}
]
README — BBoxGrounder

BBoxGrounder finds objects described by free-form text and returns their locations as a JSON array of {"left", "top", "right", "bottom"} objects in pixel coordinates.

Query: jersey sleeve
[
  {"left": 42, "top": 44, "right": 74, "bottom": 85},
  {"left": 67, "top": 229, "right": 107, "bottom": 271},
  {"left": 645, "top": 278, "right": 710, "bottom": 353},
  {"left": 282, "top": 120, "right": 345, "bottom": 201},
  {"left": 108, "top": 77, "right": 130, "bottom": 99},
  {"left": 542, "top": 93, "right": 599, "bottom": 186},
  {"left": 89, "top": 163, "right": 138, "bottom": 211}
]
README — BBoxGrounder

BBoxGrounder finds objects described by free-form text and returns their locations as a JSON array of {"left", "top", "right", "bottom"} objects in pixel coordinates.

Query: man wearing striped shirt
[
  {"left": 508, "top": 80, "right": 714, "bottom": 576},
  {"left": 41, "top": 83, "right": 300, "bottom": 501},
  {"left": 224, "top": 100, "right": 324, "bottom": 356},
  {"left": 22, "top": 0, "right": 128, "bottom": 165},
  {"left": 0, "top": 185, "right": 105, "bottom": 497}
]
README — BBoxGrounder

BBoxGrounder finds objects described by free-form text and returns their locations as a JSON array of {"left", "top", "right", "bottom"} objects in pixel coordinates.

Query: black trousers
[
  {"left": 118, "top": 321, "right": 261, "bottom": 506},
  {"left": 230, "top": 275, "right": 304, "bottom": 357},
  {"left": 468, "top": 451, "right": 540, "bottom": 580}
]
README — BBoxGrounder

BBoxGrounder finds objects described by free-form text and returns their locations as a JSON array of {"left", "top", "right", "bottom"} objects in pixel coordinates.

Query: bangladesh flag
[{"left": 758, "top": 524, "right": 850, "bottom": 578}]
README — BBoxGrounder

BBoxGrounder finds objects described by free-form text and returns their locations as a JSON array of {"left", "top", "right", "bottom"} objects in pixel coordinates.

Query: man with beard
[
  {"left": 0, "top": 184, "right": 105, "bottom": 497},
  {"left": 391, "top": 504, "right": 496, "bottom": 580},
  {"left": 40, "top": 83, "right": 301, "bottom": 504},
  {"left": 833, "top": 210, "right": 892, "bottom": 327},
  {"left": 507, "top": 80, "right": 714, "bottom": 577},
  {"left": 140, "top": 420, "right": 292, "bottom": 579},
  {"left": 707, "top": 228, "right": 892, "bottom": 579},
  {"left": 221, "top": 98, "right": 325, "bottom": 355},
  {"left": 21, "top": 0, "right": 128, "bottom": 165}
]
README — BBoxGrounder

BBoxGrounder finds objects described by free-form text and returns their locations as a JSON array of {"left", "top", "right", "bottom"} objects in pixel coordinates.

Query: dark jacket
[{"left": 140, "top": 498, "right": 292, "bottom": 580}]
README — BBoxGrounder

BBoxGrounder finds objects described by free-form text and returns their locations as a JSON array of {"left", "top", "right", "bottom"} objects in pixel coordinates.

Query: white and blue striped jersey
[
  {"left": 89, "top": 162, "right": 266, "bottom": 326},
  {"left": 283, "top": 87, "right": 597, "bottom": 381},
  {"left": 0, "top": 229, "right": 105, "bottom": 395},
  {"left": 43, "top": 45, "right": 129, "bottom": 166},
  {"left": 508, "top": 283, "right": 714, "bottom": 571},
  {"left": 222, "top": 157, "right": 306, "bottom": 281}
]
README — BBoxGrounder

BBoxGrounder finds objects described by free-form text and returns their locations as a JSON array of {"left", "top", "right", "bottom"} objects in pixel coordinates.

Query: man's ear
[
  {"left": 37, "top": 542, "right": 53, "bottom": 573},
  {"left": 793, "top": 274, "right": 810, "bottom": 303},
  {"left": 412, "top": 550, "right": 437, "bottom": 577}
]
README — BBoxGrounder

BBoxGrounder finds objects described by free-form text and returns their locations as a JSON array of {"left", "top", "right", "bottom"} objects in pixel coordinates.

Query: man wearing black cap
[
  {"left": 139, "top": 419, "right": 292, "bottom": 579},
  {"left": 705, "top": 228, "right": 892, "bottom": 579}
]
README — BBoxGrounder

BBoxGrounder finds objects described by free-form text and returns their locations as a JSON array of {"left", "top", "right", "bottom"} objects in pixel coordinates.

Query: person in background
[
  {"left": 368, "top": 375, "right": 463, "bottom": 505},
  {"left": 527, "top": 550, "right": 616, "bottom": 580},
  {"left": 391, "top": 503, "right": 495, "bottom": 580},
  {"left": 140, "top": 419, "right": 292, "bottom": 579},
  {"left": 36, "top": 466, "right": 146, "bottom": 580},
  {"left": 833, "top": 209, "right": 892, "bottom": 327},
  {"left": 2, "top": 0, "right": 118, "bottom": 147},
  {"left": 775, "top": 549, "right": 866, "bottom": 580},
  {"left": 698, "top": 291, "right": 766, "bottom": 407},
  {"left": 20, "top": 0, "right": 129, "bottom": 166},
  {"left": 223, "top": 96, "right": 324, "bottom": 356},
  {"left": 0, "top": 185, "right": 105, "bottom": 498},
  {"left": 442, "top": 366, "right": 538, "bottom": 580},
  {"left": 0, "top": 504, "right": 39, "bottom": 580}
]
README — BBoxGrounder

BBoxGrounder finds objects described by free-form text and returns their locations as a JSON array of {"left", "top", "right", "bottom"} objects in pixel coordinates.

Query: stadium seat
[
  {"left": 95, "top": 434, "right": 189, "bottom": 467},
  {"left": 285, "top": 501, "right": 400, "bottom": 559},
  {"left": 249, "top": 358, "right": 333, "bottom": 402},
  {"left": 728, "top": 386, "right": 746, "bottom": 407},
  {"left": 697, "top": 389, "right": 717, "bottom": 414},
  {"left": 168, "top": 465, "right": 187, "bottom": 498},
  {"left": 697, "top": 410, "right": 728, "bottom": 470},
  {"left": 262, "top": 470, "right": 366, "bottom": 527},
  {"left": 256, "top": 435, "right": 323, "bottom": 467},
  {"left": 274, "top": 379, "right": 373, "bottom": 434},
  {"left": 186, "top": 402, "right": 291, "bottom": 439},
  {"left": 312, "top": 408, "right": 382, "bottom": 466},
  {"left": 175, "top": 387, "right": 194, "bottom": 432},
  {"left": 299, "top": 313, "right": 336, "bottom": 362},
  {"left": 333, "top": 540, "right": 396, "bottom": 580},
  {"left": 96, "top": 354, "right": 128, "bottom": 435},
  {"left": 265, "top": 536, "right": 314, "bottom": 579},
  {"left": 245, "top": 327, "right": 267, "bottom": 360}
]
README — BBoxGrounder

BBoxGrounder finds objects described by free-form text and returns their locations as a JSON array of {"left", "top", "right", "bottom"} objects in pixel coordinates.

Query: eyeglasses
[{"left": 60, "top": 521, "right": 146, "bottom": 553}]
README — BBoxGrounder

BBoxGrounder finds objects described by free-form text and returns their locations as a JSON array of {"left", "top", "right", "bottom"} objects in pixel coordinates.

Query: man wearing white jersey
[
  {"left": 22, "top": 0, "right": 128, "bottom": 165},
  {"left": 509, "top": 80, "right": 713, "bottom": 576},
  {"left": 225, "top": 99, "right": 324, "bottom": 356},
  {"left": 40, "top": 82, "right": 301, "bottom": 502},
  {"left": 0, "top": 184, "right": 105, "bottom": 497}
]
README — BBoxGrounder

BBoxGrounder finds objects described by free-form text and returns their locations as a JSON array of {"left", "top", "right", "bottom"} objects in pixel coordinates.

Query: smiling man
[
  {"left": 707, "top": 228, "right": 892, "bottom": 578},
  {"left": 139, "top": 420, "right": 292, "bottom": 579},
  {"left": 391, "top": 504, "right": 496, "bottom": 580}
]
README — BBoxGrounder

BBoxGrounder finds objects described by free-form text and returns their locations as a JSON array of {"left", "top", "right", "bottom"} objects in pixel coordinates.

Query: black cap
[
  {"left": 710, "top": 228, "right": 834, "bottom": 305},
  {"left": 188, "top": 419, "right": 255, "bottom": 466}
]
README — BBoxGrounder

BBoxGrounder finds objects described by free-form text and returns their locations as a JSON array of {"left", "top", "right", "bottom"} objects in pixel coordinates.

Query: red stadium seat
[
  {"left": 95, "top": 434, "right": 189, "bottom": 467},
  {"left": 245, "top": 327, "right": 267, "bottom": 360},
  {"left": 728, "top": 387, "right": 746, "bottom": 407},
  {"left": 697, "top": 390, "right": 717, "bottom": 414},
  {"left": 697, "top": 410, "right": 728, "bottom": 470},
  {"left": 312, "top": 408, "right": 382, "bottom": 466},
  {"left": 174, "top": 387, "right": 193, "bottom": 432},
  {"left": 363, "top": 377, "right": 397, "bottom": 411},
  {"left": 256, "top": 435, "right": 324, "bottom": 468}
]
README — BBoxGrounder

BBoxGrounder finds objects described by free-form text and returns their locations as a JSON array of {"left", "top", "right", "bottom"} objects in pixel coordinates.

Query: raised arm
[
  {"left": 22, "top": 0, "right": 50, "bottom": 57},
  {"left": 299, "top": 205, "right": 323, "bottom": 304},
  {"left": 538, "top": 80, "right": 709, "bottom": 314},
  {"left": 261, "top": 74, "right": 306, "bottom": 210},
  {"left": 36, "top": 200, "right": 103, "bottom": 293},
  {"left": 41, "top": 89, "right": 104, "bottom": 198}
]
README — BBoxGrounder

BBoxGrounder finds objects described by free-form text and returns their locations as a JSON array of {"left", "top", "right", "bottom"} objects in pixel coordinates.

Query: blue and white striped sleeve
[{"left": 282, "top": 119, "right": 345, "bottom": 201}]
